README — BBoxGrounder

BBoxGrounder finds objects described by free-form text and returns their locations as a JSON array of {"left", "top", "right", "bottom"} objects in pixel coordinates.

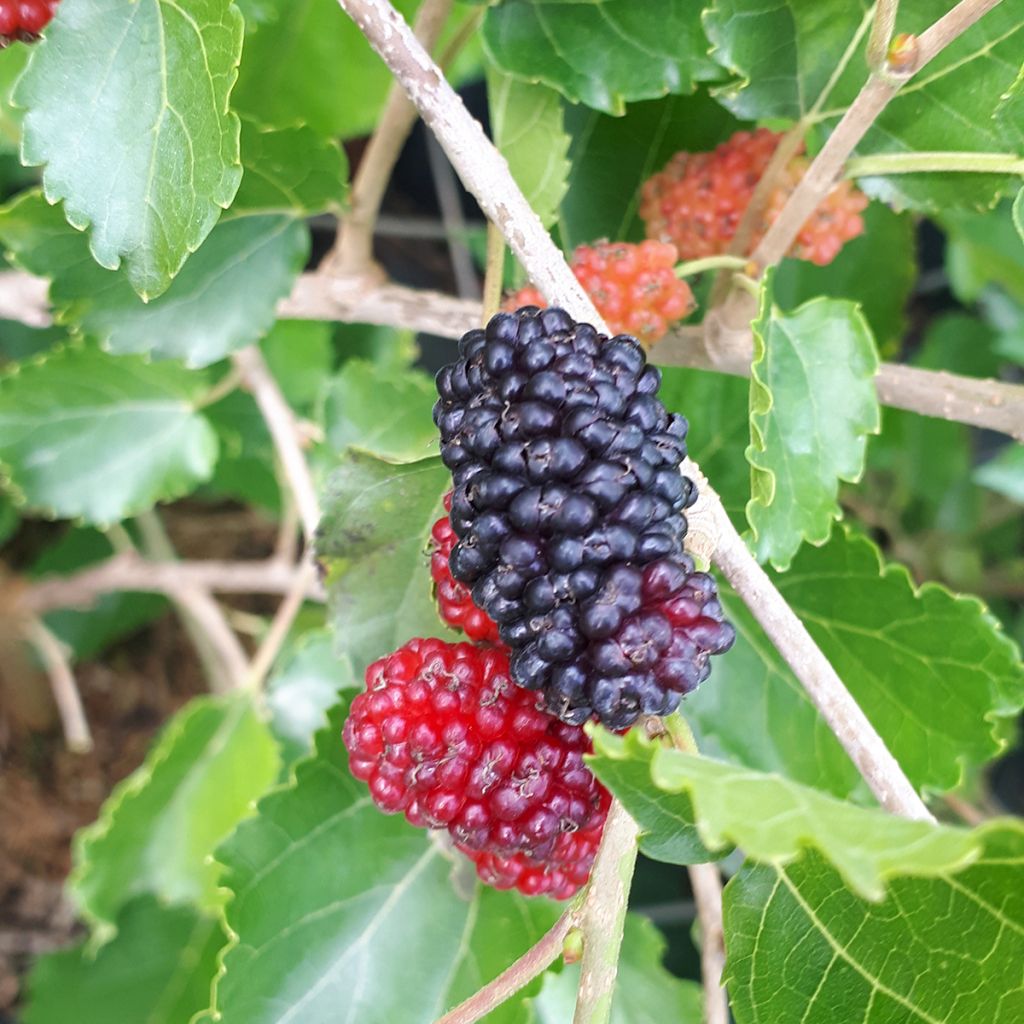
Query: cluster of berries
[
  {"left": 507, "top": 240, "right": 694, "bottom": 347},
  {"left": 640, "top": 127, "right": 867, "bottom": 266},
  {"left": 0, "top": 0, "right": 58, "bottom": 45},
  {"left": 344, "top": 638, "right": 608, "bottom": 899},
  {"left": 346, "top": 307, "right": 734, "bottom": 898},
  {"left": 505, "top": 130, "right": 866, "bottom": 350},
  {"left": 435, "top": 307, "right": 734, "bottom": 731}
]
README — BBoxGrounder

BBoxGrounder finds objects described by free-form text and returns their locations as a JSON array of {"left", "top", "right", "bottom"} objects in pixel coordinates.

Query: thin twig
[
  {"left": 245, "top": 557, "right": 320, "bottom": 691},
  {"left": 324, "top": 0, "right": 455, "bottom": 278},
  {"left": 434, "top": 907, "right": 580, "bottom": 1024},
  {"left": 22, "top": 617, "right": 92, "bottom": 753},
  {"left": 232, "top": 346, "right": 321, "bottom": 540},
  {"left": 135, "top": 510, "right": 249, "bottom": 693},
  {"left": 427, "top": 132, "right": 481, "bottom": 299},
  {"left": 21, "top": 555, "right": 323, "bottom": 615},
  {"left": 571, "top": 799, "right": 640, "bottom": 1024},
  {"left": 2, "top": 267, "right": 1020, "bottom": 441},
  {"left": 688, "top": 863, "right": 729, "bottom": 1024},
  {"left": 685, "top": 459, "right": 934, "bottom": 823},
  {"left": 335, "top": 0, "right": 604, "bottom": 329}
]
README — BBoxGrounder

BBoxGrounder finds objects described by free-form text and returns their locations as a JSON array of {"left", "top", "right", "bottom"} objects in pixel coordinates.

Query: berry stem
[
  {"left": 846, "top": 151, "right": 1024, "bottom": 177},
  {"left": 481, "top": 220, "right": 506, "bottom": 322},
  {"left": 674, "top": 255, "right": 750, "bottom": 278},
  {"left": 571, "top": 798, "right": 640, "bottom": 1024},
  {"left": 434, "top": 903, "right": 582, "bottom": 1024}
]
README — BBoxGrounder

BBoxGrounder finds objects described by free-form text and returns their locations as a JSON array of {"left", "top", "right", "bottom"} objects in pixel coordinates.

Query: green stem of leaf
[
  {"left": 675, "top": 255, "right": 750, "bottom": 278},
  {"left": 195, "top": 366, "right": 243, "bottom": 409},
  {"left": 481, "top": 220, "right": 506, "bottom": 322},
  {"left": 846, "top": 152, "right": 1024, "bottom": 177}
]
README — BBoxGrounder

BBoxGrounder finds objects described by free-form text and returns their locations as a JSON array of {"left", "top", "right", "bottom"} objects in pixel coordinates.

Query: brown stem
[
  {"left": 688, "top": 863, "right": 729, "bottom": 1024},
  {"left": 325, "top": 0, "right": 455, "bottom": 278},
  {"left": 232, "top": 346, "right": 321, "bottom": 540},
  {"left": 20, "top": 555, "right": 322, "bottom": 615},
  {"left": 22, "top": 617, "right": 92, "bottom": 753},
  {"left": 571, "top": 799, "right": 641, "bottom": 1024},
  {"left": 686, "top": 459, "right": 934, "bottom": 823},
  {"left": 867, "top": 0, "right": 901, "bottom": 69},
  {"left": 434, "top": 907, "right": 580, "bottom": 1024}
]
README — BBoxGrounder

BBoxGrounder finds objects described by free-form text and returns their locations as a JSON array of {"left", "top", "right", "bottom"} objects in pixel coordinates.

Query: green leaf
[
  {"left": 233, "top": 118, "right": 348, "bottom": 217},
  {"left": 321, "top": 360, "right": 438, "bottom": 463},
  {"left": 975, "top": 444, "right": 1024, "bottom": 504},
  {"left": 0, "top": 345, "right": 218, "bottom": 524},
  {"left": 657, "top": 366, "right": 751, "bottom": 526},
  {"left": 771, "top": 202, "right": 915, "bottom": 353},
  {"left": 233, "top": 0, "right": 419, "bottom": 139},
  {"left": 261, "top": 319, "right": 334, "bottom": 412},
  {"left": 317, "top": 452, "right": 456, "bottom": 674},
  {"left": 531, "top": 914, "right": 704, "bottom": 1024},
  {"left": 24, "top": 896, "right": 223, "bottom": 1024},
  {"left": 0, "top": 191, "right": 308, "bottom": 369},
  {"left": 746, "top": 285, "right": 880, "bottom": 569},
  {"left": 0, "top": 45, "right": 29, "bottom": 149},
  {"left": 483, "top": 0, "right": 719, "bottom": 115},
  {"left": 705, "top": 0, "right": 1024, "bottom": 210},
  {"left": 724, "top": 823, "right": 1024, "bottom": 1024},
  {"left": 487, "top": 67, "right": 570, "bottom": 230},
  {"left": 266, "top": 629, "right": 359, "bottom": 768},
  {"left": 211, "top": 702, "right": 562, "bottom": 1024},
  {"left": 70, "top": 692, "right": 279, "bottom": 939},
  {"left": 29, "top": 527, "right": 166, "bottom": 661},
  {"left": 589, "top": 728, "right": 981, "bottom": 899},
  {"left": 16, "top": 0, "right": 245, "bottom": 299},
  {"left": 685, "top": 529, "right": 1024, "bottom": 798},
  {"left": 560, "top": 91, "right": 744, "bottom": 250}
]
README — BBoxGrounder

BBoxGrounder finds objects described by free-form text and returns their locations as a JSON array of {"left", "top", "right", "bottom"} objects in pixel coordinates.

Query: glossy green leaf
[
  {"left": 71, "top": 693, "right": 279, "bottom": 939},
  {"left": 975, "top": 444, "right": 1024, "bottom": 504},
  {"left": 0, "top": 191, "right": 308, "bottom": 369},
  {"left": 531, "top": 914, "right": 703, "bottom": 1024},
  {"left": 317, "top": 452, "right": 455, "bottom": 674},
  {"left": 233, "top": 0, "right": 419, "bottom": 139},
  {"left": 16, "top": 0, "right": 244, "bottom": 298},
  {"left": 589, "top": 728, "right": 980, "bottom": 899},
  {"left": 771, "top": 202, "right": 915, "bottom": 352},
  {"left": 322, "top": 360, "right": 438, "bottom": 463},
  {"left": 266, "top": 629, "right": 359, "bottom": 768},
  {"left": 483, "top": 0, "right": 718, "bottom": 115},
  {"left": 30, "top": 527, "right": 166, "bottom": 661},
  {"left": 233, "top": 118, "right": 348, "bottom": 217},
  {"left": 747, "top": 286, "right": 880, "bottom": 569},
  {"left": 0, "top": 346, "right": 218, "bottom": 524},
  {"left": 261, "top": 319, "right": 334, "bottom": 412},
  {"left": 487, "top": 68, "right": 570, "bottom": 230},
  {"left": 724, "top": 823, "right": 1024, "bottom": 1024},
  {"left": 211, "top": 703, "right": 562, "bottom": 1024},
  {"left": 24, "top": 896, "right": 223, "bottom": 1024},
  {"left": 705, "top": 0, "right": 1024, "bottom": 210},
  {"left": 685, "top": 529, "right": 1024, "bottom": 798},
  {"left": 560, "top": 91, "right": 744, "bottom": 250}
]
